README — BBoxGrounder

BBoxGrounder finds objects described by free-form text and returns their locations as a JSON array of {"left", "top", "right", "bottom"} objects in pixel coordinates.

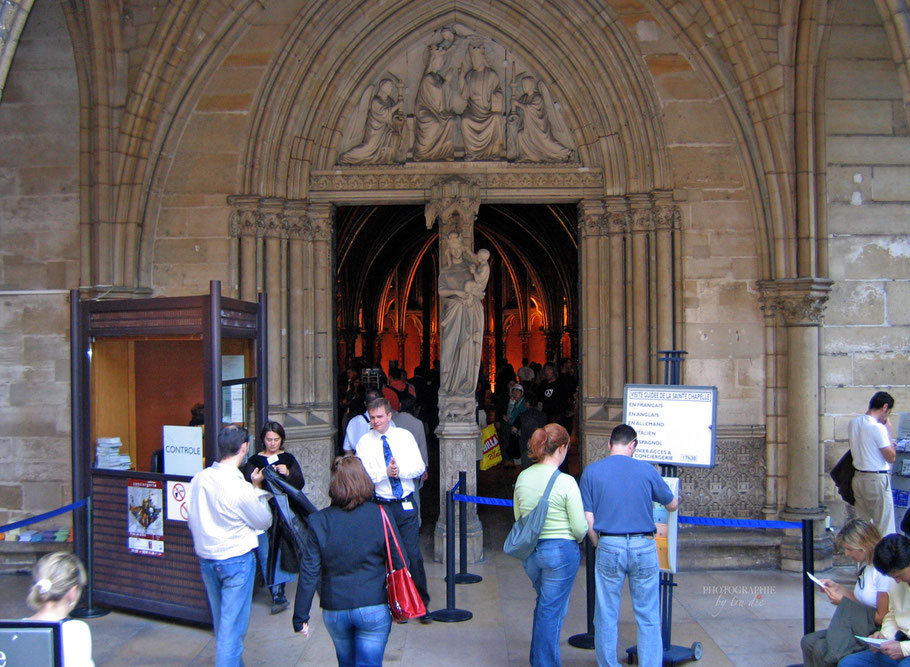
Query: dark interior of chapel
[
  {"left": 334, "top": 203, "right": 580, "bottom": 382},
  {"left": 334, "top": 203, "right": 581, "bottom": 523}
]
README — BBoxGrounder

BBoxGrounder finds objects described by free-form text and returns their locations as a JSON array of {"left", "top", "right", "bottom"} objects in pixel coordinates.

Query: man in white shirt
[
  {"left": 342, "top": 389, "right": 396, "bottom": 452},
  {"left": 850, "top": 391, "right": 897, "bottom": 536},
  {"left": 355, "top": 397, "right": 430, "bottom": 613},
  {"left": 188, "top": 425, "right": 272, "bottom": 667}
]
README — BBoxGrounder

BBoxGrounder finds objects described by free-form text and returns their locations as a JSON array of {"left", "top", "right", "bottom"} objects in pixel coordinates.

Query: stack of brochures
[{"left": 96, "top": 437, "right": 131, "bottom": 469}]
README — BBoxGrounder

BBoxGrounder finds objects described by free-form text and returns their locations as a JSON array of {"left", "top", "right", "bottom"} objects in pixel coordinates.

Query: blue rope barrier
[
  {"left": 452, "top": 479, "right": 462, "bottom": 493},
  {"left": 453, "top": 493, "right": 513, "bottom": 507},
  {"left": 449, "top": 481, "right": 801, "bottom": 529},
  {"left": 0, "top": 498, "right": 88, "bottom": 533},
  {"left": 678, "top": 515, "right": 800, "bottom": 529}
]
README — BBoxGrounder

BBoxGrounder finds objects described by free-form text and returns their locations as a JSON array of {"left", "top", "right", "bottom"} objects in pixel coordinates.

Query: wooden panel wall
[{"left": 91, "top": 472, "right": 210, "bottom": 623}]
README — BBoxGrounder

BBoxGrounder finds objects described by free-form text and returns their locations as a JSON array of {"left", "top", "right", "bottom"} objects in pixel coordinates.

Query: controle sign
[{"left": 623, "top": 384, "right": 717, "bottom": 467}]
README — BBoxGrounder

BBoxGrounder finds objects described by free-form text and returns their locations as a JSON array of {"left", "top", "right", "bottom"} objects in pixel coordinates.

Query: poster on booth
[
  {"left": 127, "top": 479, "right": 164, "bottom": 556},
  {"left": 654, "top": 477, "right": 679, "bottom": 573},
  {"left": 480, "top": 424, "right": 502, "bottom": 470}
]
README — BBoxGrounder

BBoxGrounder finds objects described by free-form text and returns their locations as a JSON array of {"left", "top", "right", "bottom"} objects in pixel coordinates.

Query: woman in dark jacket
[
  {"left": 242, "top": 421, "right": 304, "bottom": 614},
  {"left": 293, "top": 456, "right": 404, "bottom": 667}
]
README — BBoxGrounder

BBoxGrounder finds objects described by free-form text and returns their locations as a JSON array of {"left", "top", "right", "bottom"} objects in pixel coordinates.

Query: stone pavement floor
[{"left": 0, "top": 513, "right": 848, "bottom": 667}]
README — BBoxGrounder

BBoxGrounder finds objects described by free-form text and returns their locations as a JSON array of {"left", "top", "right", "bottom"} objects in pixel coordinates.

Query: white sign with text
[{"left": 623, "top": 384, "right": 717, "bottom": 467}]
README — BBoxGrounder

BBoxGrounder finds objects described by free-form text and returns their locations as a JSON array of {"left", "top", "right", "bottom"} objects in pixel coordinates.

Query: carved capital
[
  {"left": 577, "top": 200, "right": 607, "bottom": 237},
  {"left": 606, "top": 209, "right": 630, "bottom": 234},
  {"left": 283, "top": 200, "right": 311, "bottom": 240},
  {"left": 654, "top": 204, "right": 681, "bottom": 230},
  {"left": 757, "top": 278, "right": 833, "bottom": 326},
  {"left": 227, "top": 195, "right": 260, "bottom": 238},
  {"left": 425, "top": 176, "right": 481, "bottom": 231},
  {"left": 308, "top": 203, "right": 335, "bottom": 241}
]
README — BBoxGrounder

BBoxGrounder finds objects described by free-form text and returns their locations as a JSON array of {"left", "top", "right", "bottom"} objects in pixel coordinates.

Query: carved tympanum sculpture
[
  {"left": 458, "top": 45, "right": 504, "bottom": 161},
  {"left": 413, "top": 44, "right": 456, "bottom": 161},
  {"left": 508, "top": 75, "right": 573, "bottom": 162},
  {"left": 339, "top": 79, "right": 405, "bottom": 165}
]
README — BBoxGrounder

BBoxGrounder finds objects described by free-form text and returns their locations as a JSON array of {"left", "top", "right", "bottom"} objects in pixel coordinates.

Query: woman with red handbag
[{"left": 293, "top": 456, "right": 405, "bottom": 666}]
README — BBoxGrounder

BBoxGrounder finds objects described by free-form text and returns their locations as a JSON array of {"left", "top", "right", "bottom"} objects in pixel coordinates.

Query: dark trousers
[{"left": 381, "top": 496, "right": 430, "bottom": 606}]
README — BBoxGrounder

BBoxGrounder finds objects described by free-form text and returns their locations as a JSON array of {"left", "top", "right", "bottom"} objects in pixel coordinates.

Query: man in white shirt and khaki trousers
[
  {"left": 188, "top": 425, "right": 273, "bottom": 667},
  {"left": 850, "top": 391, "right": 897, "bottom": 537}
]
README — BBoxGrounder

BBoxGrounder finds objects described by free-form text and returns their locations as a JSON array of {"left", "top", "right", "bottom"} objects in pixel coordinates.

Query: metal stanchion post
[
  {"left": 71, "top": 497, "right": 109, "bottom": 618},
  {"left": 428, "top": 485, "right": 472, "bottom": 622},
  {"left": 802, "top": 519, "right": 815, "bottom": 636},
  {"left": 568, "top": 537, "right": 595, "bottom": 649},
  {"left": 454, "top": 471, "right": 481, "bottom": 584}
]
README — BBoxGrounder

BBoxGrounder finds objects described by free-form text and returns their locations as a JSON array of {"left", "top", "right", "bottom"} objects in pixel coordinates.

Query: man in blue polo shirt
[{"left": 580, "top": 423, "right": 678, "bottom": 667}]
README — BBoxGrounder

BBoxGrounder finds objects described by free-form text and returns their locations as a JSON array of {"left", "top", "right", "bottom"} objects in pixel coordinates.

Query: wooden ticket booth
[{"left": 70, "top": 281, "right": 267, "bottom": 622}]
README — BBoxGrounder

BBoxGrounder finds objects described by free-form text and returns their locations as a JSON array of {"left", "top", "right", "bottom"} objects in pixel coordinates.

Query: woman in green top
[{"left": 513, "top": 423, "right": 587, "bottom": 666}]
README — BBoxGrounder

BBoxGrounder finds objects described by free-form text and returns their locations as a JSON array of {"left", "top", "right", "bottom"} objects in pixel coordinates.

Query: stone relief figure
[
  {"left": 438, "top": 233, "right": 490, "bottom": 396},
  {"left": 507, "top": 75, "right": 573, "bottom": 162},
  {"left": 458, "top": 43, "right": 505, "bottom": 160},
  {"left": 339, "top": 79, "right": 406, "bottom": 165},
  {"left": 413, "top": 44, "right": 456, "bottom": 161}
]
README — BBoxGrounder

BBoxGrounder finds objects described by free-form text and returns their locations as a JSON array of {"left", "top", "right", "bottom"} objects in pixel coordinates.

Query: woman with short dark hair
[
  {"left": 242, "top": 420, "right": 304, "bottom": 614},
  {"left": 293, "top": 456, "right": 404, "bottom": 667}
]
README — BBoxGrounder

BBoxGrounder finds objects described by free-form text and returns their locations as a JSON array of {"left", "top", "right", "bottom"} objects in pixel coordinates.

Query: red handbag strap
[{"left": 379, "top": 505, "right": 406, "bottom": 571}]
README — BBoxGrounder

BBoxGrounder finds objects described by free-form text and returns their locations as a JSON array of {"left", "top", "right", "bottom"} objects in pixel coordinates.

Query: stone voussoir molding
[{"left": 757, "top": 277, "right": 833, "bottom": 326}]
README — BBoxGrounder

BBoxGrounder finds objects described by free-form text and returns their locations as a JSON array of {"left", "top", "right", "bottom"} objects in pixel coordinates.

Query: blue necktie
[{"left": 382, "top": 434, "right": 403, "bottom": 499}]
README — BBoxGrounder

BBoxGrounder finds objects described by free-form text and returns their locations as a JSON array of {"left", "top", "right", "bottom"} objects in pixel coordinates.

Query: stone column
[
  {"left": 285, "top": 200, "right": 309, "bottom": 408},
  {"left": 228, "top": 196, "right": 260, "bottom": 302},
  {"left": 519, "top": 331, "right": 531, "bottom": 362},
  {"left": 629, "top": 195, "right": 652, "bottom": 384},
  {"left": 759, "top": 277, "right": 833, "bottom": 570},
  {"left": 260, "top": 199, "right": 286, "bottom": 412},
  {"left": 578, "top": 200, "right": 612, "bottom": 465},
  {"left": 228, "top": 195, "right": 336, "bottom": 509},
  {"left": 605, "top": 200, "right": 629, "bottom": 409},
  {"left": 425, "top": 177, "right": 484, "bottom": 563},
  {"left": 653, "top": 197, "right": 680, "bottom": 357}
]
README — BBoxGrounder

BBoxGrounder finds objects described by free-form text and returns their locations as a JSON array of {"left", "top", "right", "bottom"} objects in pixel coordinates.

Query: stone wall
[
  {"left": 0, "top": 0, "right": 78, "bottom": 533},
  {"left": 821, "top": 0, "right": 910, "bottom": 525}
]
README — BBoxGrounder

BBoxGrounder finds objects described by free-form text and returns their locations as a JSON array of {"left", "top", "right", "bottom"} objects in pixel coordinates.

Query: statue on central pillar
[
  {"left": 425, "top": 177, "right": 487, "bottom": 563},
  {"left": 438, "top": 232, "right": 490, "bottom": 397}
]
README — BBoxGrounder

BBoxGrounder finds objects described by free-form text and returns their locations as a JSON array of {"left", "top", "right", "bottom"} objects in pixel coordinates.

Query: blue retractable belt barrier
[
  {"left": 451, "top": 483, "right": 800, "bottom": 530},
  {"left": 0, "top": 498, "right": 87, "bottom": 533}
]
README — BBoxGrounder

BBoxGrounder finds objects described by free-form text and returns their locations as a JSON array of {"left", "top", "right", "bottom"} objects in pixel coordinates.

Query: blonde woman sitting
[
  {"left": 27, "top": 551, "right": 94, "bottom": 667},
  {"left": 801, "top": 519, "right": 891, "bottom": 667}
]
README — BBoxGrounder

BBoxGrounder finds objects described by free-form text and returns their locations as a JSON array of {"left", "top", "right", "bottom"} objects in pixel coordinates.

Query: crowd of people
[{"left": 24, "top": 379, "right": 902, "bottom": 667}]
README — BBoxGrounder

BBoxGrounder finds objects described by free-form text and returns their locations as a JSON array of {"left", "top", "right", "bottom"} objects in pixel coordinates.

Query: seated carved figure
[
  {"left": 508, "top": 76, "right": 573, "bottom": 163},
  {"left": 339, "top": 79, "right": 404, "bottom": 165}
]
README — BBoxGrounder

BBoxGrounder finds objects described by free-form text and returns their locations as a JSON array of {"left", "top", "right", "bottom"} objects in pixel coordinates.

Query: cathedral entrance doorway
[{"left": 334, "top": 202, "right": 579, "bottom": 525}]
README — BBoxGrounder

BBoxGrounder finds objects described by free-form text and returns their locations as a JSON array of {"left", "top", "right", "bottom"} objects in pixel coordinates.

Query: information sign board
[{"left": 623, "top": 384, "right": 717, "bottom": 467}]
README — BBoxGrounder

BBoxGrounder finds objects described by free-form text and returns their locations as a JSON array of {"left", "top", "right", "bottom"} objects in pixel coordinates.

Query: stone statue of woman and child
[{"left": 438, "top": 232, "right": 490, "bottom": 399}]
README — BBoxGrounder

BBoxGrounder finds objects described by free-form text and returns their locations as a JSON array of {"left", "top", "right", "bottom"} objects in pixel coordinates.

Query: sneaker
[{"left": 270, "top": 598, "right": 289, "bottom": 615}]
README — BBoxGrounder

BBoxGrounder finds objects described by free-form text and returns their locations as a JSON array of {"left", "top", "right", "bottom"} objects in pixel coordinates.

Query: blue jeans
[
  {"left": 322, "top": 603, "right": 392, "bottom": 667},
  {"left": 255, "top": 532, "right": 295, "bottom": 596},
  {"left": 523, "top": 539, "right": 582, "bottom": 666},
  {"left": 199, "top": 550, "right": 256, "bottom": 667},
  {"left": 839, "top": 651, "right": 910, "bottom": 666},
  {"left": 594, "top": 535, "right": 662, "bottom": 667}
]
